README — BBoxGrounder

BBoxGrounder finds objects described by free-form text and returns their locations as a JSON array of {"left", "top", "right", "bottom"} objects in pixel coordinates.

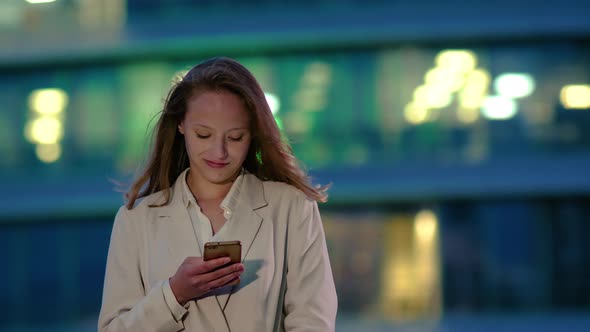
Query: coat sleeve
[
  {"left": 283, "top": 196, "right": 338, "bottom": 331},
  {"left": 98, "top": 206, "right": 187, "bottom": 332}
]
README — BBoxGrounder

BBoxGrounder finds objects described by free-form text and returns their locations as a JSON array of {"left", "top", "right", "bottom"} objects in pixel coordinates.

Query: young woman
[{"left": 98, "top": 57, "right": 337, "bottom": 332}]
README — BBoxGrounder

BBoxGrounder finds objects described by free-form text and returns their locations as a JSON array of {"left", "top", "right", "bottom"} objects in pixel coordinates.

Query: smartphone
[
  {"left": 203, "top": 240, "right": 242, "bottom": 266},
  {"left": 203, "top": 241, "right": 242, "bottom": 286}
]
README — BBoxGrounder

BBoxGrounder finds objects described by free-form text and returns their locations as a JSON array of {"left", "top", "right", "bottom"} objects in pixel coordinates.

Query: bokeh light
[
  {"left": 459, "top": 69, "right": 491, "bottom": 110},
  {"left": 35, "top": 143, "right": 62, "bottom": 163},
  {"left": 413, "top": 85, "right": 453, "bottom": 109},
  {"left": 404, "top": 102, "right": 429, "bottom": 124},
  {"left": 481, "top": 95, "right": 518, "bottom": 120},
  {"left": 26, "top": 116, "right": 63, "bottom": 144},
  {"left": 414, "top": 210, "right": 438, "bottom": 243},
  {"left": 265, "top": 92, "right": 280, "bottom": 114},
  {"left": 560, "top": 84, "right": 590, "bottom": 109},
  {"left": 494, "top": 73, "right": 535, "bottom": 99},
  {"left": 435, "top": 50, "right": 477, "bottom": 74},
  {"left": 28, "top": 88, "right": 68, "bottom": 115}
]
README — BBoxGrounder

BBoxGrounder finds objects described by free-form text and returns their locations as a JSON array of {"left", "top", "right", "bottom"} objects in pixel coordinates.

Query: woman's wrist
[{"left": 169, "top": 276, "right": 187, "bottom": 305}]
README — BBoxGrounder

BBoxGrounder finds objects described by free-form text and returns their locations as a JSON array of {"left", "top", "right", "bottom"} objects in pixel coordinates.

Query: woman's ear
[{"left": 178, "top": 121, "right": 185, "bottom": 135}]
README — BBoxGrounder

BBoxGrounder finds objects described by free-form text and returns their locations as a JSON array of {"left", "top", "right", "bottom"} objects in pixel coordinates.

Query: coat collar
[{"left": 156, "top": 170, "right": 268, "bottom": 218}]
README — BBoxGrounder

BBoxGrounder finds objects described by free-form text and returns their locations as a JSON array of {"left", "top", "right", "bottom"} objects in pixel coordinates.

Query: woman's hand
[{"left": 169, "top": 257, "right": 244, "bottom": 305}]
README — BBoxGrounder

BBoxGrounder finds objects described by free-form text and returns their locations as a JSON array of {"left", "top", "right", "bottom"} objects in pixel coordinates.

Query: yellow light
[
  {"left": 35, "top": 143, "right": 61, "bottom": 163},
  {"left": 29, "top": 117, "right": 63, "bottom": 144},
  {"left": 414, "top": 85, "right": 453, "bottom": 109},
  {"left": 381, "top": 216, "right": 442, "bottom": 320},
  {"left": 466, "top": 69, "right": 491, "bottom": 89},
  {"left": 28, "top": 88, "right": 68, "bottom": 115},
  {"left": 459, "top": 69, "right": 491, "bottom": 110},
  {"left": 414, "top": 210, "right": 437, "bottom": 243},
  {"left": 494, "top": 73, "right": 535, "bottom": 99},
  {"left": 425, "top": 67, "right": 466, "bottom": 92},
  {"left": 459, "top": 91, "right": 486, "bottom": 110},
  {"left": 404, "top": 102, "right": 429, "bottom": 124},
  {"left": 386, "top": 259, "right": 414, "bottom": 298},
  {"left": 409, "top": 96, "right": 429, "bottom": 110},
  {"left": 459, "top": 86, "right": 487, "bottom": 109},
  {"left": 265, "top": 92, "right": 280, "bottom": 115},
  {"left": 560, "top": 85, "right": 590, "bottom": 109},
  {"left": 435, "top": 50, "right": 477, "bottom": 73},
  {"left": 457, "top": 107, "right": 480, "bottom": 124}
]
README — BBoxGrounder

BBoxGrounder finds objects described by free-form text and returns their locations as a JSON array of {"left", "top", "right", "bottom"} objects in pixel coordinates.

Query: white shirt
[{"left": 181, "top": 167, "right": 245, "bottom": 255}]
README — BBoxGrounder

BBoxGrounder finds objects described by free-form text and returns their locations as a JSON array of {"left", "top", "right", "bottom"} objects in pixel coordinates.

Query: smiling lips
[{"left": 205, "top": 160, "right": 229, "bottom": 168}]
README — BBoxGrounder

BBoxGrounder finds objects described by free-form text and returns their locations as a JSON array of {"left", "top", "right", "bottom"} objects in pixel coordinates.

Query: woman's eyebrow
[
  {"left": 190, "top": 123, "right": 211, "bottom": 129},
  {"left": 190, "top": 123, "right": 249, "bottom": 131}
]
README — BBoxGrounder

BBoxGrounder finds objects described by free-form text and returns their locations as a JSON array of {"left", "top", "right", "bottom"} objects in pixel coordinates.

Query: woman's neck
[{"left": 186, "top": 171, "right": 235, "bottom": 201}]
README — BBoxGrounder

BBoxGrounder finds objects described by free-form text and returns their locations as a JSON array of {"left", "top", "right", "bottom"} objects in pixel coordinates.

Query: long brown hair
[{"left": 125, "top": 57, "right": 327, "bottom": 209}]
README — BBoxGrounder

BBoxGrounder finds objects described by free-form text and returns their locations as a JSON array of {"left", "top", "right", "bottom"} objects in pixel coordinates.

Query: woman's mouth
[{"left": 205, "top": 160, "right": 229, "bottom": 168}]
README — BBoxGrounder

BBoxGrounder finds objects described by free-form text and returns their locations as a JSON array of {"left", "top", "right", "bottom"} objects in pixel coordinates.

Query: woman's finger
[
  {"left": 199, "top": 257, "right": 231, "bottom": 273},
  {"left": 201, "top": 263, "right": 244, "bottom": 284},
  {"left": 207, "top": 271, "right": 242, "bottom": 290}
]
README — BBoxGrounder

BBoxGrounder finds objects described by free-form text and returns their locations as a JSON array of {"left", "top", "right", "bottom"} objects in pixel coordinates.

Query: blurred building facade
[{"left": 1, "top": 0, "right": 590, "bottom": 330}]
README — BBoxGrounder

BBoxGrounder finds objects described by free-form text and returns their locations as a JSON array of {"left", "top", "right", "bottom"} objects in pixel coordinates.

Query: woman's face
[{"left": 178, "top": 89, "right": 252, "bottom": 187}]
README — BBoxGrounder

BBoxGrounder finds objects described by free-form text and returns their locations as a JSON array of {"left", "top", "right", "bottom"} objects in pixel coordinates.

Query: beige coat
[{"left": 98, "top": 173, "right": 337, "bottom": 332}]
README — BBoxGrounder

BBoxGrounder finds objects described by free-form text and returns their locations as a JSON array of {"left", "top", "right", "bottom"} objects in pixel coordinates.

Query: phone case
[{"left": 203, "top": 240, "right": 241, "bottom": 264}]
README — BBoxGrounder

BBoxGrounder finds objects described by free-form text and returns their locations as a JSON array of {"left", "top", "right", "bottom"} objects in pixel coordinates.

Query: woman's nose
[{"left": 211, "top": 138, "right": 228, "bottom": 159}]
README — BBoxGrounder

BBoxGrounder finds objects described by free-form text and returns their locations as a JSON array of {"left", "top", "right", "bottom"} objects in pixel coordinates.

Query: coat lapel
[
  {"left": 228, "top": 174, "right": 268, "bottom": 261},
  {"left": 216, "top": 173, "right": 268, "bottom": 311},
  {"left": 154, "top": 175, "right": 230, "bottom": 331}
]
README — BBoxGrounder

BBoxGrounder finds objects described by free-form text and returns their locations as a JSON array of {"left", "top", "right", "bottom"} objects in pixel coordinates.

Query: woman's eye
[
  {"left": 228, "top": 136, "right": 243, "bottom": 142},
  {"left": 196, "top": 134, "right": 210, "bottom": 139}
]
